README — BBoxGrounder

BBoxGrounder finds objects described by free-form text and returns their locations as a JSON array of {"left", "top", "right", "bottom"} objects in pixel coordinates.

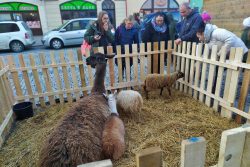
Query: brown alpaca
[
  {"left": 102, "top": 113, "right": 125, "bottom": 160},
  {"left": 39, "top": 53, "right": 114, "bottom": 167}
]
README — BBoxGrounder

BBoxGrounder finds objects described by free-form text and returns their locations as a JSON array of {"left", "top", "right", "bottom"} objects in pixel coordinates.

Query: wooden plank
[
  {"left": 236, "top": 54, "right": 250, "bottom": 123},
  {"left": 181, "top": 137, "right": 206, "bottom": 167},
  {"left": 77, "top": 48, "right": 87, "bottom": 96},
  {"left": 107, "top": 46, "right": 115, "bottom": 91},
  {"left": 173, "top": 43, "right": 177, "bottom": 72},
  {"left": 221, "top": 48, "right": 236, "bottom": 118},
  {"left": 59, "top": 51, "right": 73, "bottom": 103},
  {"left": 188, "top": 43, "right": 197, "bottom": 96},
  {"left": 125, "top": 45, "right": 131, "bottom": 89},
  {"left": 175, "top": 44, "right": 182, "bottom": 89},
  {"left": 160, "top": 41, "right": 165, "bottom": 74},
  {"left": 50, "top": 51, "right": 64, "bottom": 104},
  {"left": 85, "top": 47, "right": 94, "bottom": 87},
  {"left": 78, "top": 159, "right": 112, "bottom": 167},
  {"left": 39, "top": 53, "right": 55, "bottom": 105},
  {"left": 140, "top": 43, "right": 145, "bottom": 83},
  {"left": 184, "top": 42, "right": 191, "bottom": 93},
  {"left": 241, "top": 127, "right": 250, "bottom": 167},
  {"left": 213, "top": 47, "right": 227, "bottom": 111},
  {"left": 167, "top": 41, "right": 172, "bottom": 75},
  {"left": 222, "top": 48, "right": 243, "bottom": 119},
  {"left": 18, "top": 54, "right": 36, "bottom": 108},
  {"left": 0, "top": 77, "right": 8, "bottom": 121},
  {"left": 132, "top": 44, "right": 139, "bottom": 89},
  {"left": 68, "top": 50, "right": 80, "bottom": 101},
  {"left": 136, "top": 147, "right": 162, "bottom": 167},
  {"left": 180, "top": 42, "right": 186, "bottom": 92},
  {"left": 29, "top": 54, "right": 46, "bottom": 107},
  {"left": 153, "top": 42, "right": 159, "bottom": 73},
  {"left": 193, "top": 43, "right": 203, "bottom": 99},
  {"left": 147, "top": 42, "right": 152, "bottom": 74},
  {"left": 7, "top": 56, "right": 23, "bottom": 102},
  {"left": 0, "top": 110, "right": 14, "bottom": 148},
  {"left": 116, "top": 45, "right": 123, "bottom": 83},
  {"left": 205, "top": 45, "right": 218, "bottom": 107},
  {"left": 218, "top": 127, "right": 246, "bottom": 167}
]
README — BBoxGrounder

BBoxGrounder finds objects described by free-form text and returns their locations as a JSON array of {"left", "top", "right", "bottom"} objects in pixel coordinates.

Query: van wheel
[
  {"left": 10, "top": 41, "right": 24, "bottom": 52},
  {"left": 50, "top": 39, "right": 63, "bottom": 49}
]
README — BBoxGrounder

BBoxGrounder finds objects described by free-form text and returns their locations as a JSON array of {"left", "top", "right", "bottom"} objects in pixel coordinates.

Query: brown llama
[{"left": 39, "top": 53, "right": 114, "bottom": 167}]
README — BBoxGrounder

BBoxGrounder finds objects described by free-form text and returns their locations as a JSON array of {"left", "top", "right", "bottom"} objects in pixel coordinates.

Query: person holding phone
[{"left": 84, "top": 11, "right": 114, "bottom": 55}]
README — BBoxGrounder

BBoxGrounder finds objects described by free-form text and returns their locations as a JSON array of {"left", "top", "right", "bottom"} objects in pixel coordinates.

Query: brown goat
[{"left": 39, "top": 53, "right": 114, "bottom": 167}]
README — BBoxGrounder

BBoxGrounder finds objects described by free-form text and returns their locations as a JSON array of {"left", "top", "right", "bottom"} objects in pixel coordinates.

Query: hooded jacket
[
  {"left": 179, "top": 9, "right": 203, "bottom": 43},
  {"left": 204, "top": 24, "right": 248, "bottom": 57}
]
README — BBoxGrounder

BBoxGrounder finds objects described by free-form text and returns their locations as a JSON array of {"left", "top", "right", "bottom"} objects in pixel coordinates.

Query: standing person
[
  {"left": 175, "top": 2, "right": 203, "bottom": 45},
  {"left": 196, "top": 23, "right": 248, "bottom": 61},
  {"left": 142, "top": 12, "right": 169, "bottom": 73},
  {"left": 84, "top": 11, "right": 114, "bottom": 55},
  {"left": 241, "top": 17, "right": 250, "bottom": 50},
  {"left": 115, "top": 15, "right": 139, "bottom": 78}
]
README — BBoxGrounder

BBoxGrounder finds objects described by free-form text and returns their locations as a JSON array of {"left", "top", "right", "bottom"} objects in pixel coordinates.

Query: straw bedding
[{"left": 0, "top": 90, "right": 239, "bottom": 167}]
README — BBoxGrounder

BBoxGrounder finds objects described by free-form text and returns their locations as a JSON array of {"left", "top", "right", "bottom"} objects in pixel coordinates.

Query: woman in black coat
[{"left": 142, "top": 12, "right": 170, "bottom": 73}]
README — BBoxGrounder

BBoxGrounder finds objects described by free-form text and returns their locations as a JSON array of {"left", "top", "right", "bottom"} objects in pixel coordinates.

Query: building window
[
  {"left": 141, "top": 0, "right": 179, "bottom": 13},
  {"left": 102, "top": 0, "right": 116, "bottom": 27}
]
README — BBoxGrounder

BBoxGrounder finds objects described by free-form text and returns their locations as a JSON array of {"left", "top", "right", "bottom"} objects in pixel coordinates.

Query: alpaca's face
[{"left": 86, "top": 53, "right": 115, "bottom": 68}]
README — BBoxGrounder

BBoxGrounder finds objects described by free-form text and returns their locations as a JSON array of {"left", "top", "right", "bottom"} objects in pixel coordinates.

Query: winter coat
[
  {"left": 179, "top": 9, "right": 203, "bottom": 43},
  {"left": 241, "top": 27, "right": 250, "bottom": 49},
  {"left": 204, "top": 24, "right": 248, "bottom": 58},
  {"left": 84, "top": 21, "right": 114, "bottom": 53},
  {"left": 142, "top": 21, "right": 169, "bottom": 48}
]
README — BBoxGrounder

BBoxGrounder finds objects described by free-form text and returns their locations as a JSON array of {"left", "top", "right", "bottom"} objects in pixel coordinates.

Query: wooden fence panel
[
  {"left": 213, "top": 47, "right": 227, "bottom": 111},
  {"left": 125, "top": 45, "right": 131, "bottom": 89},
  {"left": 85, "top": 49, "right": 93, "bottom": 87},
  {"left": 205, "top": 45, "right": 218, "bottom": 107},
  {"left": 184, "top": 42, "right": 191, "bottom": 94},
  {"left": 173, "top": 43, "right": 177, "bottom": 72},
  {"left": 29, "top": 54, "right": 46, "bottom": 106},
  {"left": 140, "top": 43, "right": 146, "bottom": 83},
  {"left": 116, "top": 45, "right": 123, "bottom": 83},
  {"left": 132, "top": 44, "right": 139, "bottom": 88},
  {"left": 188, "top": 43, "right": 197, "bottom": 96},
  {"left": 160, "top": 41, "right": 165, "bottom": 74},
  {"left": 167, "top": 41, "right": 172, "bottom": 75},
  {"left": 77, "top": 49, "right": 87, "bottom": 96},
  {"left": 180, "top": 41, "right": 186, "bottom": 92},
  {"left": 39, "top": 53, "right": 55, "bottom": 105},
  {"left": 236, "top": 54, "right": 250, "bottom": 123},
  {"left": 68, "top": 50, "right": 80, "bottom": 101},
  {"left": 59, "top": 51, "right": 73, "bottom": 103},
  {"left": 153, "top": 42, "right": 159, "bottom": 74},
  {"left": 7, "top": 56, "right": 23, "bottom": 103},
  {"left": 193, "top": 43, "right": 203, "bottom": 99},
  {"left": 175, "top": 44, "right": 181, "bottom": 89},
  {"left": 147, "top": 42, "right": 152, "bottom": 75},
  {"left": 50, "top": 51, "right": 64, "bottom": 104},
  {"left": 107, "top": 46, "right": 115, "bottom": 91}
]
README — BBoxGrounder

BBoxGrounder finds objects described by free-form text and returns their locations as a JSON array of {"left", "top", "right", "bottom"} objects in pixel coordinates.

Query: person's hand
[
  {"left": 94, "top": 35, "right": 101, "bottom": 41},
  {"left": 103, "top": 23, "right": 109, "bottom": 31},
  {"left": 175, "top": 38, "right": 182, "bottom": 45}
]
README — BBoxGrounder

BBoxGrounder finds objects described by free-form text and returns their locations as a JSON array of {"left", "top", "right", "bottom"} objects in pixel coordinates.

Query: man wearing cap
[
  {"left": 175, "top": 2, "right": 203, "bottom": 45},
  {"left": 241, "top": 17, "right": 250, "bottom": 49}
]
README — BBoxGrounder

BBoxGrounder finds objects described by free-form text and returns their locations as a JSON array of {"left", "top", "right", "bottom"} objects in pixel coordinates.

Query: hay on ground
[{"left": 0, "top": 90, "right": 239, "bottom": 167}]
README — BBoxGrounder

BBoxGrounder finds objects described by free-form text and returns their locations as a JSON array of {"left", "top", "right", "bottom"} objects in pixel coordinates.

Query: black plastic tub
[{"left": 13, "top": 102, "right": 33, "bottom": 120}]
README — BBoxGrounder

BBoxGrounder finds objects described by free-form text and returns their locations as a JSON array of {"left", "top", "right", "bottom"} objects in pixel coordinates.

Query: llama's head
[
  {"left": 177, "top": 71, "right": 184, "bottom": 79},
  {"left": 86, "top": 53, "right": 114, "bottom": 68}
]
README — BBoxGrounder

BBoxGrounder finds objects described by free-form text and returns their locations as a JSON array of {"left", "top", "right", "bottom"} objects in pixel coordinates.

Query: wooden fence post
[
  {"left": 153, "top": 42, "right": 159, "bottom": 74},
  {"left": 184, "top": 42, "right": 191, "bottom": 93},
  {"left": 181, "top": 137, "right": 206, "bottom": 167},
  {"left": 136, "top": 147, "right": 162, "bottom": 167},
  {"left": 125, "top": 45, "right": 131, "bottom": 87},
  {"left": 188, "top": 42, "right": 197, "bottom": 96},
  {"left": 167, "top": 41, "right": 172, "bottom": 75},
  {"left": 193, "top": 43, "right": 203, "bottom": 99},
  {"left": 107, "top": 46, "right": 115, "bottom": 91},
  {"left": 160, "top": 41, "right": 165, "bottom": 74},
  {"left": 140, "top": 43, "right": 146, "bottom": 83},
  {"left": 217, "top": 127, "right": 246, "bottom": 167},
  {"left": 175, "top": 44, "right": 181, "bottom": 89},
  {"left": 77, "top": 49, "right": 87, "bottom": 96},
  {"left": 180, "top": 41, "right": 186, "bottom": 92},
  {"left": 116, "top": 45, "right": 123, "bottom": 83}
]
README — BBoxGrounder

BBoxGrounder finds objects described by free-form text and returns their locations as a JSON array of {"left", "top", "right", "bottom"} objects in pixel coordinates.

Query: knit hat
[
  {"left": 201, "top": 12, "right": 212, "bottom": 22},
  {"left": 243, "top": 17, "right": 250, "bottom": 27}
]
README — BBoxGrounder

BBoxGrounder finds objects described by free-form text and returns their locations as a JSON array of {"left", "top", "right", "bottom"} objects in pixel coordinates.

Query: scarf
[{"left": 151, "top": 17, "right": 167, "bottom": 33}]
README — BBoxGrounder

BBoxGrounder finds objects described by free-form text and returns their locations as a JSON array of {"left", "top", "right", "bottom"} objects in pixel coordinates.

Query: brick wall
[{"left": 203, "top": 0, "right": 250, "bottom": 37}]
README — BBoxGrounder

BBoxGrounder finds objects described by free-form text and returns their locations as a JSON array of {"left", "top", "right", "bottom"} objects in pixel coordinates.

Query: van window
[{"left": 0, "top": 23, "right": 20, "bottom": 33}]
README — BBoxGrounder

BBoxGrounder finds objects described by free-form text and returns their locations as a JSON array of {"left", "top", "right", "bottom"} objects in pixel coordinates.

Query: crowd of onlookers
[{"left": 83, "top": 2, "right": 250, "bottom": 71}]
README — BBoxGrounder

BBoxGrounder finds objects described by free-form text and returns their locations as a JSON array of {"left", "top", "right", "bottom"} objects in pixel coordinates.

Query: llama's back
[{"left": 39, "top": 95, "right": 110, "bottom": 167}]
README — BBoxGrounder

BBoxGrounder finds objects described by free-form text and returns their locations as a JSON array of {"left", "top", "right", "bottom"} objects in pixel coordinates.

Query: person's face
[
  {"left": 180, "top": 6, "right": 191, "bottom": 17},
  {"left": 155, "top": 16, "right": 164, "bottom": 26},
  {"left": 102, "top": 14, "right": 109, "bottom": 24},
  {"left": 125, "top": 20, "right": 133, "bottom": 29},
  {"left": 196, "top": 32, "right": 205, "bottom": 42}
]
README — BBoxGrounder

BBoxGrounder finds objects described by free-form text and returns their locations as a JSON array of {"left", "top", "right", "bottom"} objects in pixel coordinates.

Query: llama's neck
[{"left": 91, "top": 63, "right": 106, "bottom": 94}]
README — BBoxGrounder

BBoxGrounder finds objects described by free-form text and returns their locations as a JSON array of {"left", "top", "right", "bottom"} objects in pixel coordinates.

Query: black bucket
[{"left": 13, "top": 102, "right": 33, "bottom": 120}]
